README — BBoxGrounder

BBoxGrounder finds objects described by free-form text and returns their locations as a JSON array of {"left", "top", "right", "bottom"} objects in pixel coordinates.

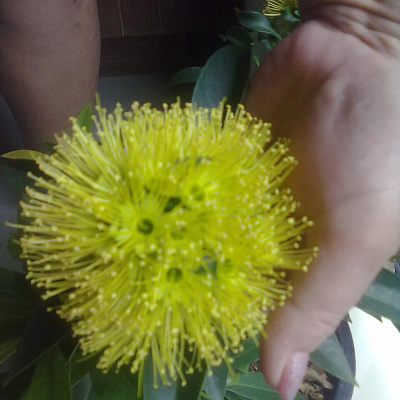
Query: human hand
[{"left": 245, "top": 1, "right": 400, "bottom": 398}]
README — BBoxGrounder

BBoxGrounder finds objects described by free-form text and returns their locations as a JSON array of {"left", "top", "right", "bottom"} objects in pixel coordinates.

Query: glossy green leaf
[
  {"left": 167, "top": 67, "right": 203, "bottom": 87},
  {"left": 251, "top": 40, "right": 271, "bottom": 66},
  {"left": 175, "top": 367, "right": 207, "bottom": 400},
  {"left": 232, "top": 337, "right": 259, "bottom": 374},
  {"left": 226, "top": 372, "right": 305, "bottom": 400},
  {"left": 281, "top": 8, "right": 299, "bottom": 22},
  {"left": 235, "top": 10, "right": 281, "bottom": 39},
  {"left": 69, "top": 347, "right": 99, "bottom": 387},
  {"left": 0, "top": 337, "right": 20, "bottom": 364},
  {"left": 143, "top": 352, "right": 206, "bottom": 400},
  {"left": 192, "top": 45, "right": 250, "bottom": 109},
  {"left": 357, "top": 268, "right": 400, "bottom": 324},
  {"left": 20, "top": 345, "right": 71, "bottom": 400},
  {"left": 310, "top": 333, "right": 356, "bottom": 385},
  {"left": 7, "top": 305, "right": 71, "bottom": 383},
  {"left": 204, "top": 364, "right": 229, "bottom": 400},
  {"left": 227, "top": 372, "right": 282, "bottom": 400},
  {"left": 76, "top": 104, "right": 93, "bottom": 133},
  {"left": 72, "top": 373, "right": 92, "bottom": 400},
  {"left": 143, "top": 355, "right": 177, "bottom": 400},
  {"left": 89, "top": 367, "right": 139, "bottom": 400},
  {"left": 223, "top": 26, "right": 253, "bottom": 47},
  {"left": 0, "top": 158, "right": 37, "bottom": 195},
  {"left": 224, "top": 391, "right": 248, "bottom": 400},
  {"left": 1, "top": 150, "right": 45, "bottom": 161}
]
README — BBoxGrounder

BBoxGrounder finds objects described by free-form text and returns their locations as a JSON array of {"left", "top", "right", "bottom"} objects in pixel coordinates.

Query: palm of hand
[{"left": 245, "top": 19, "right": 400, "bottom": 387}]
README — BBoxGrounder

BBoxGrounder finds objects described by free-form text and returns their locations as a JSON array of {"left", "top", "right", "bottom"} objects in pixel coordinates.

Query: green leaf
[
  {"left": 281, "top": 8, "right": 299, "bottom": 22},
  {"left": 227, "top": 372, "right": 282, "bottom": 400},
  {"left": 232, "top": 337, "right": 259, "bottom": 374},
  {"left": 235, "top": 10, "right": 281, "bottom": 39},
  {"left": 251, "top": 40, "right": 272, "bottom": 66},
  {"left": 69, "top": 347, "right": 99, "bottom": 387},
  {"left": 204, "top": 363, "right": 229, "bottom": 400},
  {"left": 0, "top": 337, "right": 20, "bottom": 364},
  {"left": 72, "top": 373, "right": 92, "bottom": 400},
  {"left": 310, "top": 333, "right": 356, "bottom": 385},
  {"left": 0, "top": 158, "right": 33, "bottom": 195},
  {"left": 357, "top": 268, "right": 400, "bottom": 324},
  {"left": 89, "top": 367, "right": 139, "bottom": 400},
  {"left": 167, "top": 67, "right": 203, "bottom": 87},
  {"left": 142, "top": 352, "right": 206, "bottom": 400},
  {"left": 76, "top": 104, "right": 93, "bottom": 133},
  {"left": 224, "top": 391, "right": 248, "bottom": 400},
  {"left": 7, "top": 304, "right": 71, "bottom": 383},
  {"left": 142, "top": 355, "right": 177, "bottom": 400},
  {"left": 226, "top": 372, "right": 305, "bottom": 400},
  {"left": 174, "top": 367, "right": 207, "bottom": 400},
  {"left": 20, "top": 345, "right": 71, "bottom": 400},
  {"left": 192, "top": 45, "right": 250, "bottom": 109},
  {"left": 1, "top": 150, "right": 46, "bottom": 161},
  {"left": 223, "top": 26, "right": 253, "bottom": 47}
]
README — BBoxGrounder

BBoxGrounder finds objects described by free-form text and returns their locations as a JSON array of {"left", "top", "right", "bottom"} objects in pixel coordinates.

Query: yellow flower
[
  {"left": 263, "top": 0, "right": 298, "bottom": 17},
  {"left": 16, "top": 101, "right": 317, "bottom": 385}
]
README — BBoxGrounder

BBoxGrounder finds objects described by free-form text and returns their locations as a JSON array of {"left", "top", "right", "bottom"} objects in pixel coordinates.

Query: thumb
[{"left": 259, "top": 209, "right": 396, "bottom": 400}]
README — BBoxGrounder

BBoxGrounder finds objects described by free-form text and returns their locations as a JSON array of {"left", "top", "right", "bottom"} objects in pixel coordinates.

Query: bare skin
[
  {"left": 245, "top": 0, "right": 400, "bottom": 398},
  {"left": 0, "top": 0, "right": 100, "bottom": 151}
]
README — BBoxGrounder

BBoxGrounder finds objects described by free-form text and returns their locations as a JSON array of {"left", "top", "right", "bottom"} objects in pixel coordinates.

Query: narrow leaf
[
  {"left": 0, "top": 337, "right": 20, "bottom": 364},
  {"left": 204, "top": 364, "right": 229, "bottom": 400},
  {"left": 235, "top": 10, "right": 281, "bottom": 38},
  {"left": 90, "top": 367, "right": 139, "bottom": 400},
  {"left": 192, "top": 45, "right": 250, "bottom": 109},
  {"left": 310, "top": 333, "right": 356, "bottom": 385},
  {"left": 174, "top": 367, "right": 207, "bottom": 400},
  {"left": 76, "top": 104, "right": 93, "bottom": 133},
  {"left": 224, "top": 391, "right": 248, "bottom": 400},
  {"left": 0, "top": 158, "right": 36, "bottom": 195},
  {"left": 1, "top": 150, "right": 45, "bottom": 161},
  {"left": 20, "top": 345, "right": 71, "bottom": 400},
  {"left": 69, "top": 347, "right": 99, "bottom": 387},
  {"left": 223, "top": 26, "right": 253, "bottom": 47},
  {"left": 72, "top": 373, "right": 92, "bottom": 400},
  {"left": 7, "top": 304, "right": 71, "bottom": 382},
  {"left": 227, "top": 372, "right": 282, "bottom": 400},
  {"left": 142, "top": 355, "right": 177, "bottom": 400},
  {"left": 167, "top": 67, "right": 203, "bottom": 87},
  {"left": 357, "top": 268, "right": 400, "bottom": 324},
  {"left": 232, "top": 337, "right": 259, "bottom": 374}
]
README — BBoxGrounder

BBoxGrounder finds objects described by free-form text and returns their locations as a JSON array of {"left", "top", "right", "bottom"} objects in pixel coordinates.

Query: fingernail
[{"left": 277, "top": 351, "right": 309, "bottom": 400}]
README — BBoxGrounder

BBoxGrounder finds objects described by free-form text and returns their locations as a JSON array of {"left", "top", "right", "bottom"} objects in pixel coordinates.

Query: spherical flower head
[
  {"left": 17, "top": 101, "right": 317, "bottom": 385},
  {"left": 263, "top": 0, "right": 298, "bottom": 17}
]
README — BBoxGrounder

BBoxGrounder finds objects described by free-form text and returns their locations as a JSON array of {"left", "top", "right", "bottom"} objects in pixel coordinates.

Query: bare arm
[{"left": 0, "top": 0, "right": 100, "bottom": 151}]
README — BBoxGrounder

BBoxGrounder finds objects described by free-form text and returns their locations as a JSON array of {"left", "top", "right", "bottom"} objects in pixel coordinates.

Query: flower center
[
  {"left": 137, "top": 218, "right": 154, "bottom": 235},
  {"left": 167, "top": 268, "right": 183, "bottom": 283}
]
